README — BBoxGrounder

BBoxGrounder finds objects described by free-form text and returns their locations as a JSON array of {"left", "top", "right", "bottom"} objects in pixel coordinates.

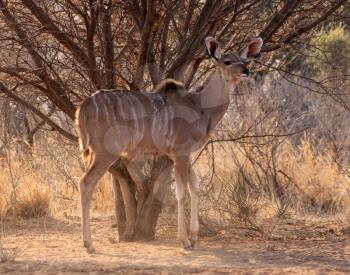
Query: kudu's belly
[{"left": 121, "top": 121, "right": 209, "bottom": 159}]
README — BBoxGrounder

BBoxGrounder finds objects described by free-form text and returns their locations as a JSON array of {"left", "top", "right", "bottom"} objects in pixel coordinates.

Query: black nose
[{"left": 242, "top": 68, "right": 250, "bottom": 76}]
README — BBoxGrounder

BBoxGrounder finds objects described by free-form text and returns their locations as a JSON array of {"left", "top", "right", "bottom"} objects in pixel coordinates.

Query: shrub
[{"left": 309, "top": 25, "right": 350, "bottom": 78}]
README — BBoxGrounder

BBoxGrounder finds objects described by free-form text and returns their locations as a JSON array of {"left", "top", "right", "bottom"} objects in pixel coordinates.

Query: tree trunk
[{"left": 110, "top": 156, "right": 173, "bottom": 241}]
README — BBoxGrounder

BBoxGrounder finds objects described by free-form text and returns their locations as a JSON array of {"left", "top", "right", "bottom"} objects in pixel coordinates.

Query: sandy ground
[{"left": 1, "top": 215, "right": 350, "bottom": 274}]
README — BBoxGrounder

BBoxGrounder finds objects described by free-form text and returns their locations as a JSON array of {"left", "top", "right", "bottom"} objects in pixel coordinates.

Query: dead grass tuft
[
  {"left": 16, "top": 183, "right": 51, "bottom": 219},
  {"left": 93, "top": 174, "right": 114, "bottom": 213},
  {"left": 0, "top": 195, "right": 8, "bottom": 220},
  {"left": 278, "top": 140, "right": 350, "bottom": 215},
  {"left": 0, "top": 158, "right": 51, "bottom": 219},
  {"left": 0, "top": 242, "right": 18, "bottom": 263}
]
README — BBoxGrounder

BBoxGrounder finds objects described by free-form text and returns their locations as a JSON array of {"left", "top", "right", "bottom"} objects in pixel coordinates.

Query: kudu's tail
[{"left": 75, "top": 106, "right": 90, "bottom": 161}]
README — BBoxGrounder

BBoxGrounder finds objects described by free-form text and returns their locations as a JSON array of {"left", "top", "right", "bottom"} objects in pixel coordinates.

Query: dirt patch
[{"left": 1, "top": 216, "right": 350, "bottom": 274}]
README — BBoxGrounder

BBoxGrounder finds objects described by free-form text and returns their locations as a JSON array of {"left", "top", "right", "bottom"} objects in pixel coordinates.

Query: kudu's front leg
[
  {"left": 189, "top": 167, "right": 200, "bottom": 246},
  {"left": 174, "top": 156, "right": 192, "bottom": 249}
]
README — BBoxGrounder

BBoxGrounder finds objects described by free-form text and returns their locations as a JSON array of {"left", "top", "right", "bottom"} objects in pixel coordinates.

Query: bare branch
[
  {"left": 0, "top": 82, "right": 77, "bottom": 142},
  {"left": 259, "top": 0, "right": 299, "bottom": 42}
]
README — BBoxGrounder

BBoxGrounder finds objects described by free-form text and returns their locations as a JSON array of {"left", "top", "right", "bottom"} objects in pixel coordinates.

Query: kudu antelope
[{"left": 76, "top": 36, "right": 263, "bottom": 253}]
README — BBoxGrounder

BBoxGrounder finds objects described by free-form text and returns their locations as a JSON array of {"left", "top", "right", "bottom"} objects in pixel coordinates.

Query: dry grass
[
  {"left": 93, "top": 174, "right": 115, "bottom": 213},
  {"left": 278, "top": 140, "right": 350, "bottom": 214},
  {"left": 195, "top": 137, "right": 350, "bottom": 234},
  {"left": 16, "top": 183, "right": 51, "bottom": 219},
  {"left": 0, "top": 159, "right": 51, "bottom": 219},
  {"left": 0, "top": 141, "right": 114, "bottom": 221},
  {"left": 0, "top": 130, "right": 349, "bottom": 237},
  {"left": 0, "top": 192, "right": 8, "bottom": 220},
  {"left": 0, "top": 243, "right": 18, "bottom": 263}
]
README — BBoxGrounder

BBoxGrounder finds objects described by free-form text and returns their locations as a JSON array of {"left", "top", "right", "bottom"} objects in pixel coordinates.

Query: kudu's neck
[{"left": 196, "top": 67, "right": 232, "bottom": 130}]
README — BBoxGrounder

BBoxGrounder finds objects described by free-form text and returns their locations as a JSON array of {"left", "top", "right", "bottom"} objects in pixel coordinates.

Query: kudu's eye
[{"left": 224, "top": 61, "right": 232, "bottom": 65}]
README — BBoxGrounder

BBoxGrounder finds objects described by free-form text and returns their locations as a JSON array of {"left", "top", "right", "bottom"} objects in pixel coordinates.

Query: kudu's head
[{"left": 205, "top": 37, "right": 263, "bottom": 84}]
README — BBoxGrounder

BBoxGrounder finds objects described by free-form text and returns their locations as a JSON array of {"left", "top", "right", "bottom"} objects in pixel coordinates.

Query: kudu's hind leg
[
  {"left": 189, "top": 167, "right": 200, "bottom": 246},
  {"left": 80, "top": 155, "right": 115, "bottom": 253},
  {"left": 174, "top": 156, "right": 192, "bottom": 249}
]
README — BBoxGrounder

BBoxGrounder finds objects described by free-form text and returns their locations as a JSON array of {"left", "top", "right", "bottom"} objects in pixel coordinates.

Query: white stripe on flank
[
  {"left": 150, "top": 96, "right": 157, "bottom": 140},
  {"left": 92, "top": 96, "right": 99, "bottom": 120},
  {"left": 127, "top": 95, "right": 139, "bottom": 139},
  {"left": 92, "top": 90, "right": 102, "bottom": 96},
  {"left": 137, "top": 94, "right": 146, "bottom": 143},
  {"left": 164, "top": 105, "right": 169, "bottom": 148},
  {"left": 114, "top": 93, "right": 126, "bottom": 120},
  {"left": 104, "top": 93, "right": 116, "bottom": 123},
  {"left": 100, "top": 94, "right": 110, "bottom": 123},
  {"left": 168, "top": 105, "right": 174, "bottom": 149},
  {"left": 151, "top": 97, "right": 157, "bottom": 118}
]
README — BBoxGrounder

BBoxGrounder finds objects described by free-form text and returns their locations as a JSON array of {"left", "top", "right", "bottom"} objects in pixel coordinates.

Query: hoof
[
  {"left": 84, "top": 241, "right": 96, "bottom": 254},
  {"left": 111, "top": 223, "right": 118, "bottom": 228},
  {"left": 87, "top": 246, "right": 96, "bottom": 254},
  {"left": 108, "top": 237, "right": 118, "bottom": 244},
  {"left": 190, "top": 234, "right": 198, "bottom": 248},
  {"left": 189, "top": 241, "right": 196, "bottom": 249},
  {"left": 183, "top": 240, "right": 194, "bottom": 250}
]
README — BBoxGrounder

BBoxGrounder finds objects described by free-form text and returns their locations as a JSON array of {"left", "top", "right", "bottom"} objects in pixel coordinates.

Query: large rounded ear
[
  {"left": 205, "top": 37, "right": 221, "bottom": 60},
  {"left": 239, "top": 37, "right": 263, "bottom": 60}
]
